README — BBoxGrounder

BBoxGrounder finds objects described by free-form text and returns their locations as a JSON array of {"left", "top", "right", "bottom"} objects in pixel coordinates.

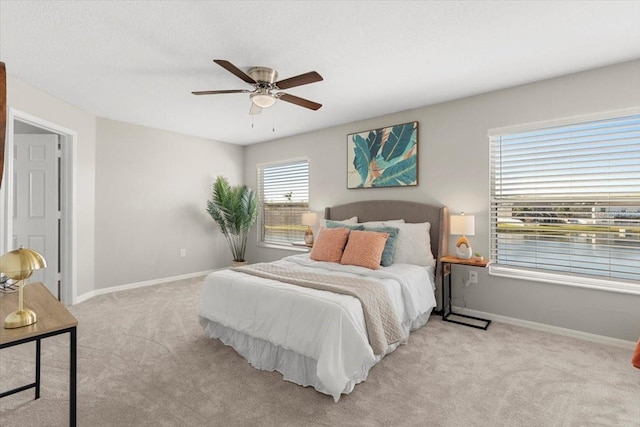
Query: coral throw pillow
[
  {"left": 363, "top": 226, "right": 399, "bottom": 267},
  {"left": 310, "top": 227, "right": 351, "bottom": 263},
  {"left": 341, "top": 230, "right": 389, "bottom": 270}
]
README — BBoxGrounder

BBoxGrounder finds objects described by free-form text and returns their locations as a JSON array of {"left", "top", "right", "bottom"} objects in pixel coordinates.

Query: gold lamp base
[
  {"left": 304, "top": 226, "right": 314, "bottom": 245},
  {"left": 455, "top": 235, "right": 473, "bottom": 260},
  {"left": 4, "top": 309, "right": 37, "bottom": 329}
]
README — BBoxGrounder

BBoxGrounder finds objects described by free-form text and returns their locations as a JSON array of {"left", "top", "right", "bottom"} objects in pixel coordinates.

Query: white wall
[
  {"left": 3, "top": 75, "right": 245, "bottom": 297},
  {"left": 5, "top": 74, "right": 97, "bottom": 297},
  {"left": 94, "top": 118, "right": 244, "bottom": 290},
  {"left": 245, "top": 60, "right": 640, "bottom": 341}
]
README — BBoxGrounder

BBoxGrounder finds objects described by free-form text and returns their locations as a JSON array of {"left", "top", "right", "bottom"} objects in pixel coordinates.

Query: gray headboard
[{"left": 324, "top": 200, "right": 449, "bottom": 311}]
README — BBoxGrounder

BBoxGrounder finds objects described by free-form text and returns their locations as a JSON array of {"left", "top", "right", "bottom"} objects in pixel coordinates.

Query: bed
[{"left": 198, "top": 200, "right": 449, "bottom": 401}]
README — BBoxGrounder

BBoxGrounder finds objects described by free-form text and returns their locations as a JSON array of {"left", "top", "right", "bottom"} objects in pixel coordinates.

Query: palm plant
[{"left": 206, "top": 176, "right": 258, "bottom": 263}]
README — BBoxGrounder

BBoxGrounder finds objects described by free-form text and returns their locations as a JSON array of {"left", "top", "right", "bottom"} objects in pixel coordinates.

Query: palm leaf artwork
[
  {"left": 206, "top": 176, "right": 258, "bottom": 262},
  {"left": 347, "top": 122, "right": 418, "bottom": 188}
]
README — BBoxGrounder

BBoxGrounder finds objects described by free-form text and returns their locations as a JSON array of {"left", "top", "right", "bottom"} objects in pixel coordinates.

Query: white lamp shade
[
  {"left": 301, "top": 212, "right": 318, "bottom": 226},
  {"left": 450, "top": 214, "right": 475, "bottom": 236},
  {"left": 251, "top": 93, "right": 277, "bottom": 108}
]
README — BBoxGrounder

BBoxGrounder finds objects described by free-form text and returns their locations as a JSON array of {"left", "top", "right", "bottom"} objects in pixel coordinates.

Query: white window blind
[
  {"left": 257, "top": 159, "right": 310, "bottom": 246},
  {"left": 490, "top": 113, "right": 640, "bottom": 283}
]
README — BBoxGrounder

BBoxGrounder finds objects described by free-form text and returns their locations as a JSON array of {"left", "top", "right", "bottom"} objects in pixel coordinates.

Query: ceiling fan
[{"left": 192, "top": 59, "right": 323, "bottom": 115}]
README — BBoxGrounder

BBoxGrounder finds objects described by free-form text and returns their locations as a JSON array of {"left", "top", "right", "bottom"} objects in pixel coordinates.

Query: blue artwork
[{"left": 347, "top": 121, "right": 418, "bottom": 189}]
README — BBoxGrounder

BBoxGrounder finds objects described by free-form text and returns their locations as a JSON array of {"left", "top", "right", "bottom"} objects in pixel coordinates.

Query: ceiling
[{"left": 1, "top": 1, "right": 639, "bottom": 146}]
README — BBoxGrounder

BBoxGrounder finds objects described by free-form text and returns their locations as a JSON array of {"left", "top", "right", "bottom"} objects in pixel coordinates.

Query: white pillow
[
  {"left": 392, "top": 222, "right": 435, "bottom": 266},
  {"left": 319, "top": 216, "right": 358, "bottom": 228},
  {"left": 360, "top": 219, "right": 405, "bottom": 228}
]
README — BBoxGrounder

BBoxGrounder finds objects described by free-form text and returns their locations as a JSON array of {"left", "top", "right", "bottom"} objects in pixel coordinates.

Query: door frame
[{"left": 1, "top": 108, "right": 77, "bottom": 305}]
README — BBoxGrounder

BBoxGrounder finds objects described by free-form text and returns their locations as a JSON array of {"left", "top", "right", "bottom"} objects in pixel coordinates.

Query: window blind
[
  {"left": 489, "top": 114, "right": 640, "bottom": 283},
  {"left": 257, "top": 159, "right": 310, "bottom": 245}
]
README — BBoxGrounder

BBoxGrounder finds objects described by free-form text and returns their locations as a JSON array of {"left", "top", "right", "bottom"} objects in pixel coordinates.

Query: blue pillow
[
  {"left": 364, "top": 226, "right": 399, "bottom": 267},
  {"left": 325, "top": 220, "right": 365, "bottom": 231}
]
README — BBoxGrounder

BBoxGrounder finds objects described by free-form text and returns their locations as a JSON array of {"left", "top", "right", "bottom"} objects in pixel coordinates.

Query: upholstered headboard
[{"left": 324, "top": 200, "right": 449, "bottom": 311}]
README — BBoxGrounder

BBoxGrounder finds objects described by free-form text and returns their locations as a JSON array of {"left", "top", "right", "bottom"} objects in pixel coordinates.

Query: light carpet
[{"left": 0, "top": 276, "right": 638, "bottom": 426}]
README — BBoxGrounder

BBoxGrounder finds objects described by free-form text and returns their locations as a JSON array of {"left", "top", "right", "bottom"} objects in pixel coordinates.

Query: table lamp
[
  {"left": 0, "top": 247, "right": 47, "bottom": 329},
  {"left": 450, "top": 213, "right": 475, "bottom": 260},
  {"left": 301, "top": 212, "right": 318, "bottom": 245}
]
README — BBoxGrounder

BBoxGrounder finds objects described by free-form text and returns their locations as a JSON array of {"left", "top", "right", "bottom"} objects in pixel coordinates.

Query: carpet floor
[{"left": 0, "top": 276, "right": 638, "bottom": 426}]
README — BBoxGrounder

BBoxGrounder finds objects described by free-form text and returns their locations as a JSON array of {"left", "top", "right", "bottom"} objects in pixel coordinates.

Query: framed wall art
[{"left": 347, "top": 121, "right": 418, "bottom": 189}]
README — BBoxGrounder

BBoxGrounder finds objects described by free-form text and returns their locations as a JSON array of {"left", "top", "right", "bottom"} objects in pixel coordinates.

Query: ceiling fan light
[{"left": 251, "top": 93, "right": 276, "bottom": 108}]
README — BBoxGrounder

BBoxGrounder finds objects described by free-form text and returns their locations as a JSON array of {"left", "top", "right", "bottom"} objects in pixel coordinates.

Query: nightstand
[
  {"left": 440, "top": 255, "right": 492, "bottom": 330},
  {"left": 291, "top": 241, "right": 313, "bottom": 250}
]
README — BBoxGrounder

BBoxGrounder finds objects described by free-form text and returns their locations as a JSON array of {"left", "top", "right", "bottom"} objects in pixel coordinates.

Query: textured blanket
[{"left": 234, "top": 263, "right": 403, "bottom": 355}]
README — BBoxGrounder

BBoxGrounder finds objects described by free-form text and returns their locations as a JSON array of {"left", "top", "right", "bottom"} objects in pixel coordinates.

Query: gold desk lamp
[{"left": 0, "top": 247, "right": 47, "bottom": 329}]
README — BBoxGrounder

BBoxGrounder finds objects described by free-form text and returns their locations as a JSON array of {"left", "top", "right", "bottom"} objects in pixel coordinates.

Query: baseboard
[
  {"left": 75, "top": 270, "right": 214, "bottom": 304},
  {"left": 452, "top": 306, "right": 636, "bottom": 350}
]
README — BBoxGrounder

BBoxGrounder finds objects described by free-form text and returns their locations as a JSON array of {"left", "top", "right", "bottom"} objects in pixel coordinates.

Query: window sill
[
  {"left": 257, "top": 242, "right": 308, "bottom": 253},
  {"left": 489, "top": 265, "right": 640, "bottom": 296}
]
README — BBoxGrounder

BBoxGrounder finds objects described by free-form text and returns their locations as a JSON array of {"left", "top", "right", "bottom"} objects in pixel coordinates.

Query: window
[
  {"left": 257, "top": 159, "right": 310, "bottom": 246},
  {"left": 489, "top": 112, "right": 640, "bottom": 291}
]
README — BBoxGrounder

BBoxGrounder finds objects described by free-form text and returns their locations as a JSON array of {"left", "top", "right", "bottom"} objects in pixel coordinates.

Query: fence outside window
[{"left": 257, "top": 159, "right": 310, "bottom": 246}]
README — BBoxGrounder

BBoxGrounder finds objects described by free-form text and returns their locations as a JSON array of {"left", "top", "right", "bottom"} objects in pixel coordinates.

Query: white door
[{"left": 13, "top": 134, "right": 59, "bottom": 298}]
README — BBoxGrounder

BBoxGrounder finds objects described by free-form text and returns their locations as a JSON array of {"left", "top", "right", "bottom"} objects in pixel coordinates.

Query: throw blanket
[{"left": 234, "top": 263, "right": 403, "bottom": 355}]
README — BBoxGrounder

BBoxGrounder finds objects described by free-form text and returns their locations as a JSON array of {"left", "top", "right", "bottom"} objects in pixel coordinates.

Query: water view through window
[{"left": 490, "top": 113, "right": 640, "bottom": 284}]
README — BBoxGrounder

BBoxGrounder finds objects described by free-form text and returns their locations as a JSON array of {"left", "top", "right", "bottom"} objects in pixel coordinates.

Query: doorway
[{"left": 1, "top": 109, "right": 76, "bottom": 304}]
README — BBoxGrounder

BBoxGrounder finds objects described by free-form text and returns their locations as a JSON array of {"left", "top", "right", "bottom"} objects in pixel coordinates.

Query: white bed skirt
[{"left": 199, "top": 310, "right": 431, "bottom": 402}]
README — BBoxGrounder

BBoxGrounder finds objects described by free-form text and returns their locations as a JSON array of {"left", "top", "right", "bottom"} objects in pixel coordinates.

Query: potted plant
[{"left": 206, "top": 176, "right": 258, "bottom": 265}]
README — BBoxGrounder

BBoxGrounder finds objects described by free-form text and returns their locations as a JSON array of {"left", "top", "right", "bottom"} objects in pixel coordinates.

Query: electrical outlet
[
  {"left": 180, "top": 249, "right": 186, "bottom": 257},
  {"left": 469, "top": 271, "right": 478, "bottom": 284}
]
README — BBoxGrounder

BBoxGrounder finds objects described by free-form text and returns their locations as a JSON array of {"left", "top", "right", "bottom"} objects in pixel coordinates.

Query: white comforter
[{"left": 198, "top": 254, "right": 436, "bottom": 401}]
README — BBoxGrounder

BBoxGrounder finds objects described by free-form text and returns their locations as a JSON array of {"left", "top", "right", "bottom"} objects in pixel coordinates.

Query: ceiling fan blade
[
  {"left": 278, "top": 93, "right": 322, "bottom": 110},
  {"left": 249, "top": 103, "right": 262, "bottom": 115},
  {"left": 275, "top": 71, "right": 323, "bottom": 90},
  {"left": 192, "top": 89, "right": 249, "bottom": 95},
  {"left": 213, "top": 59, "right": 256, "bottom": 84}
]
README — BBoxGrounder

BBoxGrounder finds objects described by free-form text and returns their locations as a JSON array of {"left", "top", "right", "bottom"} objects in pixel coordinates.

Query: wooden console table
[
  {"left": 440, "top": 255, "right": 492, "bottom": 330},
  {"left": 0, "top": 282, "right": 78, "bottom": 426}
]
